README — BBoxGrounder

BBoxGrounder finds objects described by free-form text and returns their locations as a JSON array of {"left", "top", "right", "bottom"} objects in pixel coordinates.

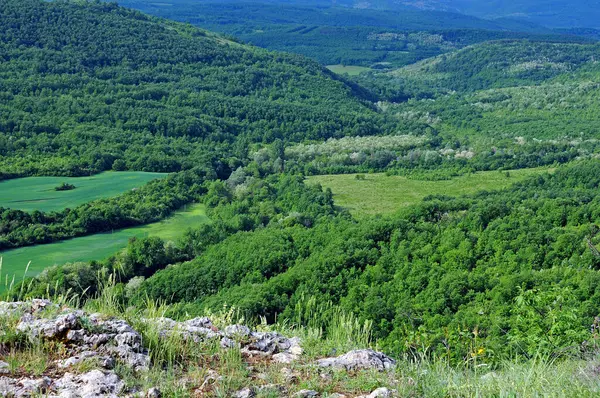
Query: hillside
[
  {"left": 113, "top": 0, "right": 577, "bottom": 68},
  {"left": 0, "top": 0, "right": 391, "bottom": 180},
  {"left": 307, "top": 0, "right": 600, "bottom": 30},
  {"left": 4, "top": 1, "right": 600, "bottom": 396},
  {"left": 0, "top": 0, "right": 409, "bottom": 252},
  {"left": 399, "top": 0, "right": 600, "bottom": 29},
  {"left": 355, "top": 39, "right": 600, "bottom": 99},
  {"left": 3, "top": 299, "right": 600, "bottom": 397}
]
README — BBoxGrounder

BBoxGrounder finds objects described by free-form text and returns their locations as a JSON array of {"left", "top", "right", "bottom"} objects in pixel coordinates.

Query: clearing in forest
[
  {"left": 0, "top": 204, "right": 208, "bottom": 290},
  {"left": 0, "top": 172, "right": 168, "bottom": 212},
  {"left": 308, "top": 167, "right": 553, "bottom": 217},
  {"left": 326, "top": 65, "right": 371, "bottom": 76}
]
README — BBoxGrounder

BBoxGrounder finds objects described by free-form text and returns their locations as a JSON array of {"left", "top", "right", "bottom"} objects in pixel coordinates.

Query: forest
[
  {"left": 114, "top": 0, "right": 587, "bottom": 67},
  {"left": 3, "top": 0, "right": 600, "bottom": 376}
]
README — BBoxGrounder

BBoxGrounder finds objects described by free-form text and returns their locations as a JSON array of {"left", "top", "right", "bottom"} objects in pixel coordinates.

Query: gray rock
[
  {"left": 288, "top": 337, "right": 303, "bottom": 356},
  {"left": 0, "top": 361, "right": 9, "bottom": 374},
  {"left": 0, "top": 300, "right": 52, "bottom": 317},
  {"left": 98, "top": 318, "right": 136, "bottom": 334},
  {"left": 184, "top": 317, "right": 213, "bottom": 329},
  {"left": 29, "top": 299, "right": 53, "bottom": 313},
  {"left": 233, "top": 387, "right": 256, "bottom": 398},
  {"left": 248, "top": 332, "right": 292, "bottom": 354},
  {"left": 102, "top": 356, "right": 116, "bottom": 369},
  {"left": 316, "top": 349, "right": 396, "bottom": 372},
  {"left": 365, "top": 387, "right": 394, "bottom": 398},
  {"left": 272, "top": 352, "right": 297, "bottom": 364},
  {"left": 220, "top": 336, "right": 237, "bottom": 348},
  {"left": 54, "top": 370, "right": 124, "bottom": 397},
  {"left": 17, "top": 311, "right": 82, "bottom": 339},
  {"left": 57, "top": 351, "right": 99, "bottom": 368},
  {"left": 147, "top": 387, "right": 162, "bottom": 398},
  {"left": 0, "top": 376, "right": 51, "bottom": 397},
  {"left": 224, "top": 324, "right": 251, "bottom": 339},
  {"left": 115, "top": 331, "right": 142, "bottom": 350},
  {"left": 106, "top": 346, "right": 150, "bottom": 371},
  {"left": 84, "top": 333, "right": 111, "bottom": 348},
  {"left": 295, "top": 390, "right": 319, "bottom": 397},
  {"left": 66, "top": 329, "right": 86, "bottom": 342},
  {"left": 257, "top": 384, "right": 285, "bottom": 394},
  {"left": 182, "top": 326, "right": 219, "bottom": 342}
]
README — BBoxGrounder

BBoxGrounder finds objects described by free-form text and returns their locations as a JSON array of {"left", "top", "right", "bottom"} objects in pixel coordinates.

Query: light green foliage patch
[
  {"left": 0, "top": 172, "right": 167, "bottom": 212},
  {"left": 0, "top": 204, "right": 208, "bottom": 288},
  {"left": 326, "top": 65, "right": 371, "bottom": 76},
  {"left": 308, "top": 167, "right": 552, "bottom": 216}
]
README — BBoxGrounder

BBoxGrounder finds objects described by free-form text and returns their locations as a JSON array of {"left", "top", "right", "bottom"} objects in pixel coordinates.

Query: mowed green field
[
  {"left": 0, "top": 171, "right": 167, "bottom": 212},
  {"left": 0, "top": 204, "right": 208, "bottom": 289},
  {"left": 308, "top": 167, "right": 553, "bottom": 217},
  {"left": 326, "top": 65, "right": 371, "bottom": 76}
]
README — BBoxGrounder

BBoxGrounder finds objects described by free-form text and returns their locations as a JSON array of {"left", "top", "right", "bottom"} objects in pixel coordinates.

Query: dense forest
[
  {"left": 0, "top": 0, "right": 402, "bottom": 181},
  {"left": 114, "top": 0, "right": 584, "bottom": 68},
  {"left": 4, "top": 0, "right": 600, "bottom": 372},
  {"left": 16, "top": 160, "right": 600, "bottom": 362}
]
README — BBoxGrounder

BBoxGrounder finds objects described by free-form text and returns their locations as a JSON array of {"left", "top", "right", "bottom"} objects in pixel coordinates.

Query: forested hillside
[
  {"left": 356, "top": 40, "right": 600, "bottom": 99},
  {"left": 114, "top": 0, "right": 580, "bottom": 68},
  {"left": 4, "top": 1, "right": 600, "bottom": 394},
  {"left": 0, "top": 0, "right": 395, "bottom": 181}
]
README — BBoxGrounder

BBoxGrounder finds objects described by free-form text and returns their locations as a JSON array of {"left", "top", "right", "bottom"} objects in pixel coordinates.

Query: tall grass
[{"left": 3, "top": 274, "right": 600, "bottom": 396}]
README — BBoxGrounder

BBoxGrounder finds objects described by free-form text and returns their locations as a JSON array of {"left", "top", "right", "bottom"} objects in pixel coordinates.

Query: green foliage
[
  {"left": 0, "top": 170, "right": 206, "bottom": 250},
  {"left": 0, "top": 0, "right": 396, "bottom": 181},
  {"left": 307, "top": 167, "right": 549, "bottom": 216},
  {"left": 0, "top": 204, "right": 208, "bottom": 292},
  {"left": 358, "top": 40, "right": 600, "bottom": 100},
  {"left": 134, "top": 161, "right": 600, "bottom": 361},
  {"left": 54, "top": 182, "right": 76, "bottom": 191},
  {"left": 509, "top": 286, "right": 591, "bottom": 358},
  {"left": 117, "top": 0, "right": 579, "bottom": 68}
]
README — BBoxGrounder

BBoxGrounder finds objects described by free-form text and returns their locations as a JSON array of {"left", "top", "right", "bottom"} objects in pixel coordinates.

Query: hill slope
[
  {"left": 113, "top": 0, "right": 578, "bottom": 68},
  {"left": 355, "top": 39, "right": 600, "bottom": 99},
  {"left": 0, "top": 0, "right": 393, "bottom": 179}
]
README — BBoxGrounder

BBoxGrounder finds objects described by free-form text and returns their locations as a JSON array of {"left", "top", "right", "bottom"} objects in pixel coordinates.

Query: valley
[
  {"left": 2, "top": 0, "right": 600, "bottom": 396},
  {"left": 0, "top": 204, "right": 208, "bottom": 291}
]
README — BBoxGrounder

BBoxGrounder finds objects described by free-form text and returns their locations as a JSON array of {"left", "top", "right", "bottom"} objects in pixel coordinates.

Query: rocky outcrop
[
  {"left": 1, "top": 300, "right": 399, "bottom": 397},
  {"left": 15, "top": 306, "right": 150, "bottom": 372},
  {"left": 316, "top": 349, "right": 396, "bottom": 371}
]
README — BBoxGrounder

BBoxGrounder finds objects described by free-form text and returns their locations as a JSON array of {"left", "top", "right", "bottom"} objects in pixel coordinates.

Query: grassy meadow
[
  {"left": 0, "top": 171, "right": 167, "bottom": 212},
  {"left": 0, "top": 204, "right": 208, "bottom": 289},
  {"left": 326, "top": 64, "right": 371, "bottom": 76},
  {"left": 308, "top": 167, "right": 553, "bottom": 217}
]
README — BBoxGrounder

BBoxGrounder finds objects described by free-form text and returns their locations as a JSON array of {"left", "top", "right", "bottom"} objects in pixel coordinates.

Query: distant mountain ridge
[{"left": 363, "top": 0, "right": 600, "bottom": 29}]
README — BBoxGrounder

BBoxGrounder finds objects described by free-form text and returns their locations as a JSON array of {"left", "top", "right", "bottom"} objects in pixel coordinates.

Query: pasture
[
  {"left": 0, "top": 204, "right": 208, "bottom": 289},
  {"left": 0, "top": 171, "right": 167, "bottom": 212},
  {"left": 308, "top": 167, "right": 553, "bottom": 217},
  {"left": 326, "top": 65, "right": 371, "bottom": 76}
]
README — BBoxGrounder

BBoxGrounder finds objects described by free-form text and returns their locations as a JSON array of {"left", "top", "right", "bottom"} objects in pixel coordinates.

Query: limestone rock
[
  {"left": 233, "top": 387, "right": 256, "bottom": 398},
  {"left": 316, "top": 349, "right": 396, "bottom": 371},
  {"left": 360, "top": 387, "right": 394, "bottom": 398},
  {"left": 53, "top": 370, "right": 124, "bottom": 397},
  {"left": 295, "top": 390, "right": 319, "bottom": 397},
  {"left": 147, "top": 387, "right": 162, "bottom": 398},
  {"left": 224, "top": 324, "right": 251, "bottom": 339},
  {"left": 0, "top": 376, "right": 51, "bottom": 397}
]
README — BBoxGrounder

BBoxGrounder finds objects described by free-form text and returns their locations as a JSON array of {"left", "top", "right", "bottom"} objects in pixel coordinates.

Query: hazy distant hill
[
  {"left": 383, "top": 0, "right": 600, "bottom": 29},
  {"left": 114, "top": 0, "right": 583, "bottom": 68}
]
